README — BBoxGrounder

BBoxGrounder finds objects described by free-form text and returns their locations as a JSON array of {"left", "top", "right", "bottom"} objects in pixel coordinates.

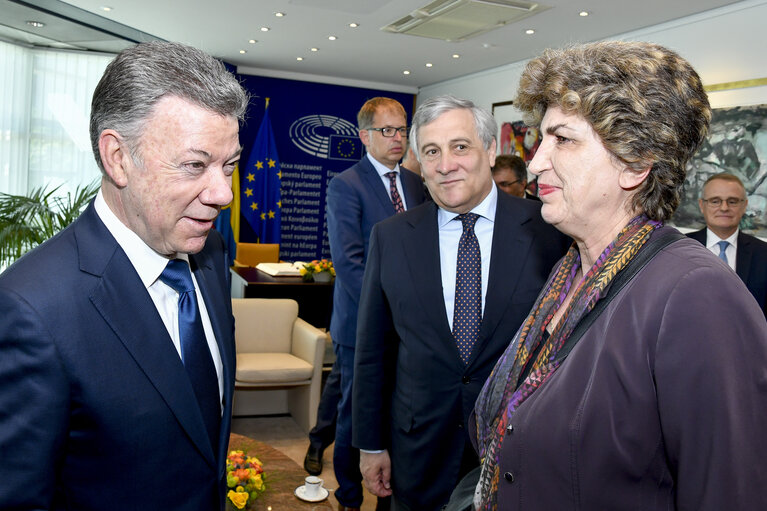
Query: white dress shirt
[
  {"left": 705, "top": 228, "right": 738, "bottom": 271},
  {"left": 361, "top": 184, "right": 496, "bottom": 457},
  {"left": 438, "top": 185, "right": 497, "bottom": 330},
  {"left": 367, "top": 152, "right": 408, "bottom": 210},
  {"left": 94, "top": 191, "right": 224, "bottom": 403}
]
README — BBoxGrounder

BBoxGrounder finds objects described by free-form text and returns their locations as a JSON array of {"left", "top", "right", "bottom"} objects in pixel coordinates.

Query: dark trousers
[
  {"left": 392, "top": 437, "right": 478, "bottom": 511},
  {"left": 308, "top": 358, "right": 340, "bottom": 451},
  {"left": 333, "top": 343, "right": 363, "bottom": 507}
]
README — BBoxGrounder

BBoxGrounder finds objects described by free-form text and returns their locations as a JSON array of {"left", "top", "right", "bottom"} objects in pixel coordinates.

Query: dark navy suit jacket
[
  {"left": 0, "top": 202, "right": 236, "bottom": 510},
  {"left": 327, "top": 156, "right": 426, "bottom": 348},
  {"left": 687, "top": 228, "right": 767, "bottom": 316},
  {"left": 352, "top": 190, "right": 570, "bottom": 510}
]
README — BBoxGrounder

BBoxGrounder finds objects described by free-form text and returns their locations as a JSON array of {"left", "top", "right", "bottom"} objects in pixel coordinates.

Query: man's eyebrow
[
  {"left": 186, "top": 147, "right": 243, "bottom": 160},
  {"left": 185, "top": 148, "right": 212, "bottom": 159},
  {"left": 229, "top": 147, "right": 243, "bottom": 160}
]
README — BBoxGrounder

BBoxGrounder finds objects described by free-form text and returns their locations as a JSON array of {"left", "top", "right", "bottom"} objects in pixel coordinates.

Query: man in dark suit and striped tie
[{"left": 324, "top": 97, "right": 427, "bottom": 511}]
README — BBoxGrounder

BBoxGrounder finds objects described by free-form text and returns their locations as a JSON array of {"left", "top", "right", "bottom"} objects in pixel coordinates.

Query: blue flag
[
  {"left": 241, "top": 101, "right": 281, "bottom": 243},
  {"left": 328, "top": 134, "right": 363, "bottom": 160}
]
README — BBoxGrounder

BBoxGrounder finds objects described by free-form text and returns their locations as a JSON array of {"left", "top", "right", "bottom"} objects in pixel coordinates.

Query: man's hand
[{"left": 359, "top": 450, "right": 393, "bottom": 497}]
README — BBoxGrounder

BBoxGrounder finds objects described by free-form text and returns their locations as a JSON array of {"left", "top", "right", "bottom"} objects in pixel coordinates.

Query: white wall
[{"left": 417, "top": 0, "right": 767, "bottom": 114}]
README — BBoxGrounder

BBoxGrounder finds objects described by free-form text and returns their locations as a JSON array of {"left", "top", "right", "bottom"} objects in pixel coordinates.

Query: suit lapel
[
  {"left": 400, "top": 169, "right": 423, "bottom": 209},
  {"left": 190, "top": 250, "right": 235, "bottom": 467},
  {"left": 471, "top": 194, "right": 534, "bottom": 364},
  {"left": 737, "top": 232, "right": 753, "bottom": 283},
  {"left": 77, "top": 206, "right": 217, "bottom": 469},
  {"left": 359, "top": 157, "right": 397, "bottom": 215},
  {"left": 689, "top": 229, "right": 706, "bottom": 245},
  {"left": 402, "top": 203, "right": 454, "bottom": 341}
]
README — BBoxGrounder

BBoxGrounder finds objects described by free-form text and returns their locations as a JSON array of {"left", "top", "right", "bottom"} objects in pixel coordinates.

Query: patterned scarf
[{"left": 473, "top": 214, "right": 661, "bottom": 510}]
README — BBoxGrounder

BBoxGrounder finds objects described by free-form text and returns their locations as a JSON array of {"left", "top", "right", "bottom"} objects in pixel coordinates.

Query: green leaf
[{"left": 0, "top": 181, "right": 99, "bottom": 269}]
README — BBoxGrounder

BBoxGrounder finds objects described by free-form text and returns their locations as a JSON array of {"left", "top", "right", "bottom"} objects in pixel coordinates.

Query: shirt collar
[
  {"left": 437, "top": 182, "right": 498, "bottom": 229},
  {"left": 705, "top": 227, "right": 739, "bottom": 249},
  {"left": 366, "top": 152, "right": 400, "bottom": 178},
  {"left": 94, "top": 190, "right": 186, "bottom": 288}
]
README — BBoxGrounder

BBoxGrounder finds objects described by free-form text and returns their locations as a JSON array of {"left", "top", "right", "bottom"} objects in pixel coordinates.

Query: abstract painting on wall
[{"left": 672, "top": 103, "right": 767, "bottom": 237}]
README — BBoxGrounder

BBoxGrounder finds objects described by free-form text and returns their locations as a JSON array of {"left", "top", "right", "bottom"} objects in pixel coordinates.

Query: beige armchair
[{"left": 231, "top": 298, "right": 326, "bottom": 433}]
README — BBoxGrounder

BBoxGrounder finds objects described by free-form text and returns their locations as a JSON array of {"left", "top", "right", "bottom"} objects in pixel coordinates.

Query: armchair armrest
[{"left": 291, "top": 317, "right": 326, "bottom": 366}]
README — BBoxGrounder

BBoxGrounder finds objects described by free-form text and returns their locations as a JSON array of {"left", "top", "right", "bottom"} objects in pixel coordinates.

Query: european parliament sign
[{"left": 237, "top": 73, "right": 414, "bottom": 261}]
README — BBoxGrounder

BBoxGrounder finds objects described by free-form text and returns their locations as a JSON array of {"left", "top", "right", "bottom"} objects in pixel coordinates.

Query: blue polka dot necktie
[
  {"left": 717, "top": 240, "right": 729, "bottom": 264},
  {"left": 385, "top": 171, "right": 405, "bottom": 213},
  {"left": 160, "top": 259, "right": 220, "bottom": 452},
  {"left": 453, "top": 213, "right": 482, "bottom": 364}
]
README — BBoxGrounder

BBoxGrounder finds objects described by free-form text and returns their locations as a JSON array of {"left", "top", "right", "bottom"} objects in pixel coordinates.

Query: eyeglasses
[
  {"left": 702, "top": 197, "right": 746, "bottom": 208},
  {"left": 368, "top": 127, "right": 408, "bottom": 138}
]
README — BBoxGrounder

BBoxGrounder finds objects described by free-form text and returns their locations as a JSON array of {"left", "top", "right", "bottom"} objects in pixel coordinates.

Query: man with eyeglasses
[
  {"left": 491, "top": 154, "right": 539, "bottom": 200},
  {"left": 321, "top": 97, "right": 426, "bottom": 511},
  {"left": 688, "top": 172, "right": 767, "bottom": 316}
]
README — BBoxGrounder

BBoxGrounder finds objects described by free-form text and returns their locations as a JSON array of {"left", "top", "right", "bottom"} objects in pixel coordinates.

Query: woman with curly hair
[{"left": 470, "top": 41, "right": 767, "bottom": 510}]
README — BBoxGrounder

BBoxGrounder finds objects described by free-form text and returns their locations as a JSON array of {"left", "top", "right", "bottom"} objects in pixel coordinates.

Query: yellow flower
[
  {"left": 300, "top": 267, "right": 307, "bottom": 276},
  {"left": 253, "top": 474, "right": 265, "bottom": 491},
  {"left": 228, "top": 489, "right": 248, "bottom": 509}
]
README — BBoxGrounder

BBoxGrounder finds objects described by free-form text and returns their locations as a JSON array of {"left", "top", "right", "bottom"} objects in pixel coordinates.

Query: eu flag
[
  {"left": 329, "top": 134, "right": 363, "bottom": 160},
  {"left": 241, "top": 100, "right": 281, "bottom": 243}
]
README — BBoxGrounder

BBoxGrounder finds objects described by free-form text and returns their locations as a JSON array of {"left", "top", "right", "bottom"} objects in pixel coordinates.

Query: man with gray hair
[
  {"left": 325, "top": 96, "right": 426, "bottom": 511},
  {"left": 352, "top": 95, "right": 569, "bottom": 510},
  {"left": 687, "top": 172, "right": 767, "bottom": 316},
  {"left": 0, "top": 41, "right": 248, "bottom": 510}
]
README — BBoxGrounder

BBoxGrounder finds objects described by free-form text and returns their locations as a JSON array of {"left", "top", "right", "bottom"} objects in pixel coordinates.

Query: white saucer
[{"left": 294, "top": 484, "right": 329, "bottom": 502}]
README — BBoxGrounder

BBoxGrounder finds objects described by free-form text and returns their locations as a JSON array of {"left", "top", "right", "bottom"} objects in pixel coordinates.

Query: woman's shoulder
[
  {"left": 642, "top": 226, "right": 764, "bottom": 321},
  {"left": 648, "top": 226, "right": 726, "bottom": 275}
]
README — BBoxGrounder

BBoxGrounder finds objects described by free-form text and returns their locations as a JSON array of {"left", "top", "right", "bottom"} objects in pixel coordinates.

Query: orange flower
[{"left": 234, "top": 468, "right": 250, "bottom": 482}]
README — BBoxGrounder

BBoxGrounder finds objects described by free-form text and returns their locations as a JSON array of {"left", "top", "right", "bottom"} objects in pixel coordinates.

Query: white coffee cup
[{"left": 304, "top": 475, "right": 323, "bottom": 498}]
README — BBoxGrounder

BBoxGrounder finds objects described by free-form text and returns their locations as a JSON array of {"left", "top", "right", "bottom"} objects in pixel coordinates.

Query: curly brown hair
[{"left": 515, "top": 41, "right": 711, "bottom": 221}]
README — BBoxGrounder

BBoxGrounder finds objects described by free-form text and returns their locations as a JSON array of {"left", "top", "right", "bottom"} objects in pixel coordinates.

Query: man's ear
[
  {"left": 487, "top": 138, "right": 497, "bottom": 167},
  {"left": 359, "top": 129, "right": 370, "bottom": 148},
  {"left": 98, "top": 130, "right": 129, "bottom": 187},
  {"left": 619, "top": 164, "right": 651, "bottom": 191}
]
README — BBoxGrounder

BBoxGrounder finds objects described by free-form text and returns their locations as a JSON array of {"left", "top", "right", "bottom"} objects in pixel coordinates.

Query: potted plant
[
  {"left": 299, "top": 259, "right": 335, "bottom": 282},
  {"left": 0, "top": 181, "right": 99, "bottom": 271}
]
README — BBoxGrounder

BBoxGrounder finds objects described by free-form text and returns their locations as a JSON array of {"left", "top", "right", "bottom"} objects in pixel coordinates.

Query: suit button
[
  {"left": 504, "top": 472, "right": 514, "bottom": 483},
  {"left": 457, "top": 423, "right": 464, "bottom": 429},
  {"left": 506, "top": 424, "right": 514, "bottom": 434},
  {"left": 462, "top": 376, "right": 470, "bottom": 384}
]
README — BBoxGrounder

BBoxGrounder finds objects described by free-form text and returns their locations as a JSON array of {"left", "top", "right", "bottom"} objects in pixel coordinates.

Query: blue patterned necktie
[
  {"left": 160, "top": 259, "right": 220, "bottom": 451},
  {"left": 453, "top": 213, "right": 482, "bottom": 364},
  {"left": 385, "top": 171, "right": 405, "bottom": 213},
  {"left": 717, "top": 240, "right": 729, "bottom": 264}
]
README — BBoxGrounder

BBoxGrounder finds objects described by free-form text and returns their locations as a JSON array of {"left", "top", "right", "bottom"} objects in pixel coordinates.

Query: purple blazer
[{"left": 480, "top": 227, "right": 767, "bottom": 510}]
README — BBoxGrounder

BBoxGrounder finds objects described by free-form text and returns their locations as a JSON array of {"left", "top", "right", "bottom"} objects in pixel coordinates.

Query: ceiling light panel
[{"left": 382, "top": 0, "right": 547, "bottom": 42}]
